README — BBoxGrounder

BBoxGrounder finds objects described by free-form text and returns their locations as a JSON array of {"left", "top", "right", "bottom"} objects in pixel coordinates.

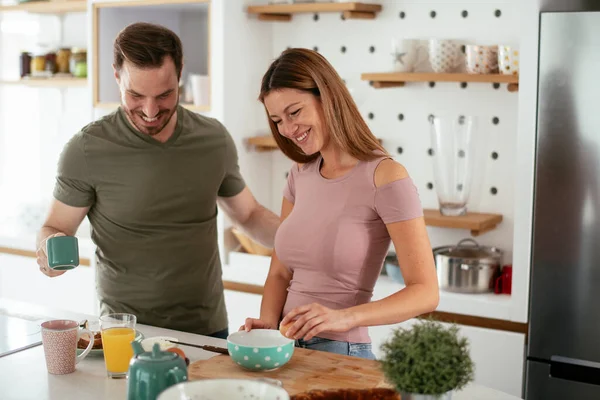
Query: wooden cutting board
[{"left": 188, "top": 347, "right": 393, "bottom": 395}]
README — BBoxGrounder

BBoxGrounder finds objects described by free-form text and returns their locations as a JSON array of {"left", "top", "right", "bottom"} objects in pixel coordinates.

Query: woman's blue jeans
[{"left": 296, "top": 336, "right": 376, "bottom": 360}]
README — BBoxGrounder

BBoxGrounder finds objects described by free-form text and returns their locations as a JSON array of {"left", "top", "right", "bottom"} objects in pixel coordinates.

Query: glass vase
[{"left": 429, "top": 115, "right": 479, "bottom": 216}]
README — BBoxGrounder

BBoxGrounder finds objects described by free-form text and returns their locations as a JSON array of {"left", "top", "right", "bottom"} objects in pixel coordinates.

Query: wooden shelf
[
  {"left": 361, "top": 72, "right": 519, "bottom": 92},
  {"left": 181, "top": 103, "right": 210, "bottom": 112},
  {"left": 93, "top": 0, "right": 209, "bottom": 9},
  {"left": 424, "top": 209, "right": 503, "bottom": 236},
  {"left": 247, "top": 2, "right": 382, "bottom": 21},
  {"left": 0, "top": 246, "right": 91, "bottom": 266},
  {"left": 94, "top": 102, "right": 210, "bottom": 113},
  {"left": 246, "top": 135, "right": 278, "bottom": 152},
  {"left": 0, "top": 77, "right": 87, "bottom": 87},
  {"left": 0, "top": 0, "right": 87, "bottom": 13}
]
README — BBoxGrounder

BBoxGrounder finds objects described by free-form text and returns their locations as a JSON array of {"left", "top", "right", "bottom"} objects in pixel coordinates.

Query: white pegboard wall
[{"left": 268, "top": 0, "right": 520, "bottom": 263}]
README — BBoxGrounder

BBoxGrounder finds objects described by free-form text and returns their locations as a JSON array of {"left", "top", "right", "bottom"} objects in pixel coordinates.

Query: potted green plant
[{"left": 379, "top": 319, "right": 475, "bottom": 400}]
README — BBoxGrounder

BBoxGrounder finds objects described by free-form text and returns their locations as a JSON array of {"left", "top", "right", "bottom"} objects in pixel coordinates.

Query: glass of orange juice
[{"left": 100, "top": 313, "right": 136, "bottom": 378}]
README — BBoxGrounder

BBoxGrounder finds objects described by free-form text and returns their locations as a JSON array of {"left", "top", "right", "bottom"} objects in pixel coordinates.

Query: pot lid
[{"left": 434, "top": 239, "right": 502, "bottom": 261}]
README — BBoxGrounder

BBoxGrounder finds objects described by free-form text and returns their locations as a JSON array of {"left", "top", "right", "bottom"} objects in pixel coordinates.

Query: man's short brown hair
[{"left": 113, "top": 22, "right": 183, "bottom": 79}]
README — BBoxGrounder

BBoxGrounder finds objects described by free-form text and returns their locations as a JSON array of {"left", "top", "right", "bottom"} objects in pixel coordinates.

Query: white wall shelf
[{"left": 0, "top": 0, "right": 87, "bottom": 14}]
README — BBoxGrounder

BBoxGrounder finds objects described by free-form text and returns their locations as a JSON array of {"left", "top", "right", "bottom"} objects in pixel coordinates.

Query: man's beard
[{"left": 123, "top": 99, "right": 178, "bottom": 137}]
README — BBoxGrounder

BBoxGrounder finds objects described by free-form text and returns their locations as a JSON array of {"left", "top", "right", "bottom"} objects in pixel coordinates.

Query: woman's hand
[
  {"left": 280, "top": 303, "right": 356, "bottom": 341},
  {"left": 239, "top": 318, "right": 278, "bottom": 332}
]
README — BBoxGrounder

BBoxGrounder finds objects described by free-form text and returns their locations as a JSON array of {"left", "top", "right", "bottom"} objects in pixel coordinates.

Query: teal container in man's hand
[{"left": 46, "top": 236, "right": 80, "bottom": 270}]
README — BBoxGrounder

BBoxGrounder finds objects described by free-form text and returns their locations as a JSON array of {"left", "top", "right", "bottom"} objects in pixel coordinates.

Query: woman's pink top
[{"left": 274, "top": 155, "right": 424, "bottom": 343}]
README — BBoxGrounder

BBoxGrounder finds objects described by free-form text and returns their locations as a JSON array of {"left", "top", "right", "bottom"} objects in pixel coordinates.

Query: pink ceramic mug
[{"left": 41, "top": 319, "right": 94, "bottom": 375}]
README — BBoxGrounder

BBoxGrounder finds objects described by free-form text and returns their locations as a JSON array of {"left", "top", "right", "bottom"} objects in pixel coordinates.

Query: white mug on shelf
[
  {"left": 498, "top": 45, "right": 519, "bottom": 75},
  {"left": 189, "top": 74, "right": 210, "bottom": 107},
  {"left": 428, "top": 39, "right": 461, "bottom": 73},
  {"left": 391, "top": 39, "right": 427, "bottom": 73},
  {"left": 465, "top": 45, "right": 499, "bottom": 74}
]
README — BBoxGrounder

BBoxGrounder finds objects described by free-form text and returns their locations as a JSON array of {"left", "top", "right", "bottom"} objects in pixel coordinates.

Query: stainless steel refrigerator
[{"left": 527, "top": 1, "right": 600, "bottom": 399}]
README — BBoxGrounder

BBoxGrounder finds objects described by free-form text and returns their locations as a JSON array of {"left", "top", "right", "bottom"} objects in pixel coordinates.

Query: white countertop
[
  {"left": 0, "top": 299, "right": 225, "bottom": 400},
  {"left": 0, "top": 299, "right": 522, "bottom": 400}
]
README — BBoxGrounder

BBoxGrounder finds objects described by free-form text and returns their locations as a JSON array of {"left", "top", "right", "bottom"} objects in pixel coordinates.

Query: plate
[{"left": 76, "top": 329, "right": 144, "bottom": 356}]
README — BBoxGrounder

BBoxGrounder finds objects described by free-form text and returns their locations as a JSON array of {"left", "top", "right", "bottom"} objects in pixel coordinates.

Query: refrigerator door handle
[{"left": 550, "top": 356, "right": 600, "bottom": 386}]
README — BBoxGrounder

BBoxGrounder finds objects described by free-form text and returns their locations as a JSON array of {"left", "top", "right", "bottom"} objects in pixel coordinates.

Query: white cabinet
[
  {"left": 369, "top": 321, "right": 525, "bottom": 398},
  {"left": 0, "top": 253, "right": 98, "bottom": 316},
  {"left": 224, "top": 289, "right": 263, "bottom": 333},
  {"left": 93, "top": 0, "right": 211, "bottom": 111}
]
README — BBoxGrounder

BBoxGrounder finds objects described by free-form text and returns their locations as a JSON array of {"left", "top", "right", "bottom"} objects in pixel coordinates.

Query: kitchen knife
[{"left": 167, "top": 340, "right": 229, "bottom": 355}]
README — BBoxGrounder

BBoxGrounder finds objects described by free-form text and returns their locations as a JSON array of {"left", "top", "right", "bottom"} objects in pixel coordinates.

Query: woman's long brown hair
[{"left": 259, "top": 48, "right": 387, "bottom": 164}]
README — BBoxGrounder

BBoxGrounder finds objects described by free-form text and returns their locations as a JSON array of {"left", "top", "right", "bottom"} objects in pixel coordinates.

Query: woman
[{"left": 243, "top": 48, "right": 439, "bottom": 359}]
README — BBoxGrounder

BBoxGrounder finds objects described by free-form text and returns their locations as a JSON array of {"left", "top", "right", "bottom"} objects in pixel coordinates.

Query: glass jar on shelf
[
  {"left": 45, "top": 51, "right": 57, "bottom": 75},
  {"left": 30, "top": 53, "right": 47, "bottom": 77},
  {"left": 70, "top": 48, "right": 87, "bottom": 78},
  {"left": 56, "top": 48, "right": 71, "bottom": 74},
  {"left": 20, "top": 52, "right": 32, "bottom": 78}
]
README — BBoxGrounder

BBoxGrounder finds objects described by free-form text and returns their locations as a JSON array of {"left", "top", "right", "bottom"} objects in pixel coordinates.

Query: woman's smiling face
[{"left": 263, "top": 88, "right": 328, "bottom": 156}]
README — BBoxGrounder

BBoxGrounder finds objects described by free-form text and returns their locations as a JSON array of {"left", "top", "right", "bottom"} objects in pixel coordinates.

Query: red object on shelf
[{"left": 494, "top": 265, "right": 512, "bottom": 294}]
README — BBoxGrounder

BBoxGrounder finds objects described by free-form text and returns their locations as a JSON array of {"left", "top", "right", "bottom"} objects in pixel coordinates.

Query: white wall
[
  {"left": 228, "top": 0, "right": 531, "bottom": 323},
  {"left": 216, "top": 0, "right": 276, "bottom": 259},
  {"left": 0, "top": 11, "right": 92, "bottom": 237},
  {"left": 269, "top": 0, "right": 520, "bottom": 258}
]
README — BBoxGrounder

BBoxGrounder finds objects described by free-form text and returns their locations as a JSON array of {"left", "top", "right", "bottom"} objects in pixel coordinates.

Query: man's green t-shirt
[{"left": 53, "top": 106, "right": 245, "bottom": 335}]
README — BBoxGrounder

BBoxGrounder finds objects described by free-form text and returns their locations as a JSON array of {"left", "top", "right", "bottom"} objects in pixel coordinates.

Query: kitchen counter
[
  {"left": 0, "top": 234, "right": 517, "bottom": 323},
  {"left": 0, "top": 299, "right": 523, "bottom": 400}
]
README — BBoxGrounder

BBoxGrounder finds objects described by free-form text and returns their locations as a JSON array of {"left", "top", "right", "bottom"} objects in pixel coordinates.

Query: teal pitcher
[{"left": 127, "top": 341, "right": 188, "bottom": 400}]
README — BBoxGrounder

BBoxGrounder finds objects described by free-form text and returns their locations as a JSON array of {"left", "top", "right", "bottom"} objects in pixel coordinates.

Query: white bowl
[
  {"left": 141, "top": 336, "right": 178, "bottom": 352},
  {"left": 157, "top": 379, "right": 290, "bottom": 400}
]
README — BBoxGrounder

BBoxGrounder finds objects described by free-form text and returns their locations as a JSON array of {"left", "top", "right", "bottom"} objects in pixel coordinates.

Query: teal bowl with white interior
[{"left": 227, "top": 329, "right": 294, "bottom": 371}]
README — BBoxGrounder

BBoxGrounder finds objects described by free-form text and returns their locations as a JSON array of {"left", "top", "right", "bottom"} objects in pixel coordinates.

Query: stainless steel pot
[{"left": 433, "top": 239, "right": 502, "bottom": 293}]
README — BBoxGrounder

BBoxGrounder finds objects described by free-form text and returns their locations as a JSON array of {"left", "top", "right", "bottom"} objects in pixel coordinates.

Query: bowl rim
[
  {"left": 140, "top": 335, "right": 179, "bottom": 349},
  {"left": 227, "top": 329, "right": 294, "bottom": 348},
  {"left": 157, "top": 378, "right": 290, "bottom": 399}
]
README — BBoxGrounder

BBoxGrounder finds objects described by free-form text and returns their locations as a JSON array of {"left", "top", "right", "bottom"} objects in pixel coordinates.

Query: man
[{"left": 35, "top": 22, "right": 279, "bottom": 339}]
